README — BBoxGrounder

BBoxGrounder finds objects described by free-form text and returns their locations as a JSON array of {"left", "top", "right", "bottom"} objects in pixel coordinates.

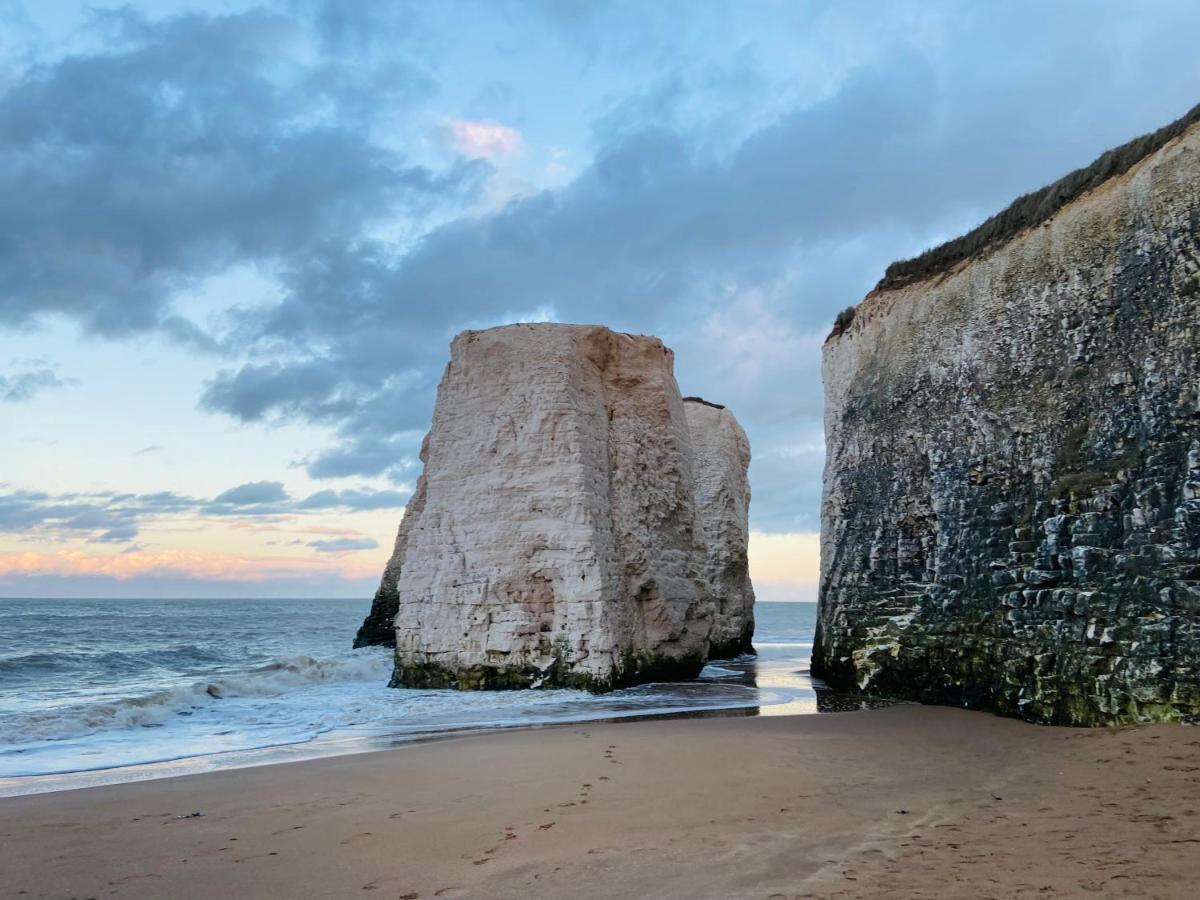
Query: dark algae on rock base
[{"left": 814, "top": 105, "right": 1200, "bottom": 725}]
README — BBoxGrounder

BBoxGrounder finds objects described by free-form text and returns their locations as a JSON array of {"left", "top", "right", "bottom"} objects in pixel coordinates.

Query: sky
[{"left": 2, "top": 0, "right": 1199, "bottom": 601}]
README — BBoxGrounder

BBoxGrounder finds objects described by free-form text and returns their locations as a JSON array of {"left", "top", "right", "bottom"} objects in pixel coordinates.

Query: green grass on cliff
[{"left": 876, "top": 101, "right": 1200, "bottom": 292}]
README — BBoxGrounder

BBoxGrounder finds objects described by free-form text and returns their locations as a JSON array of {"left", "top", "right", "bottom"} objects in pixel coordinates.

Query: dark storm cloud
[
  {"left": 0, "top": 5, "right": 482, "bottom": 340},
  {"left": 0, "top": 483, "right": 407, "bottom": 544}
]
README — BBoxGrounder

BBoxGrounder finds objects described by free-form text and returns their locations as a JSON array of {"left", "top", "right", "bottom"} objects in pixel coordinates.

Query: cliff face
[
  {"left": 684, "top": 399, "right": 755, "bottom": 656},
  {"left": 352, "top": 450, "right": 428, "bottom": 649},
  {"left": 359, "top": 323, "right": 755, "bottom": 691},
  {"left": 814, "top": 119, "right": 1200, "bottom": 725}
]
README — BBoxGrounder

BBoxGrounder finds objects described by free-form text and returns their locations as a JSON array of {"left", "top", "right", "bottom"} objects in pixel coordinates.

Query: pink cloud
[
  {"left": 445, "top": 118, "right": 523, "bottom": 159},
  {"left": 0, "top": 547, "right": 382, "bottom": 583}
]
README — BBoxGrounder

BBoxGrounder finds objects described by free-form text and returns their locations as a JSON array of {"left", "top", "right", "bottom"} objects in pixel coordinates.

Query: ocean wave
[
  {"left": 0, "top": 648, "right": 393, "bottom": 746},
  {"left": 0, "top": 652, "right": 75, "bottom": 675},
  {"left": 699, "top": 663, "right": 743, "bottom": 678},
  {"left": 0, "top": 644, "right": 233, "bottom": 677}
]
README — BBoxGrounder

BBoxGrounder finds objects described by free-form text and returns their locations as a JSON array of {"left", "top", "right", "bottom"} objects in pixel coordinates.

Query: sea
[{"left": 0, "top": 598, "right": 824, "bottom": 796}]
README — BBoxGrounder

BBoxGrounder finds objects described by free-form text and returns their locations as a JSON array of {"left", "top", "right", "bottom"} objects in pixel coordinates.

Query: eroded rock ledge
[
  {"left": 814, "top": 113, "right": 1200, "bottom": 725},
  {"left": 357, "top": 323, "right": 754, "bottom": 691}
]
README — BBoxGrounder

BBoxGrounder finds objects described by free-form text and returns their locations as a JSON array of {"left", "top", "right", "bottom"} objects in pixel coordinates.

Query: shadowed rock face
[
  {"left": 815, "top": 117, "right": 1200, "bottom": 725},
  {"left": 684, "top": 399, "right": 755, "bottom": 657},
  {"left": 352, "top": 447, "right": 428, "bottom": 650},
  {"left": 356, "top": 323, "right": 754, "bottom": 691}
]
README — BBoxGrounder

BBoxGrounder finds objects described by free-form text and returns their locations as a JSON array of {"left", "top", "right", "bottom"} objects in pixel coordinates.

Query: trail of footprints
[
  {"left": 464, "top": 741, "right": 621, "bottom": 876},
  {"left": 201, "top": 742, "right": 629, "bottom": 897}
]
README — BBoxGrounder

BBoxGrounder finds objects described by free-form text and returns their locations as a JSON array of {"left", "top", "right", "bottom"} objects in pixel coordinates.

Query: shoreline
[
  {"left": 0, "top": 601, "right": 820, "bottom": 792},
  {"left": 0, "top": 675, "right": 896, "bottom": 800},
  {"left": 0, "top": 703, "right": 766, "bottom": 799},
  {"left": 0, "top": 687, "right": 887, "bottom": 799},
  {"left": 3, "top": 705, "right": 1197, "bottom": 898}
]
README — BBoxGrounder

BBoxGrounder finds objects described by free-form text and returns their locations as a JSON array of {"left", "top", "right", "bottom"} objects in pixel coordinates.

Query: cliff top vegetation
[{"left": 876, "top": 101, "right": 1200, "bottom": 293}]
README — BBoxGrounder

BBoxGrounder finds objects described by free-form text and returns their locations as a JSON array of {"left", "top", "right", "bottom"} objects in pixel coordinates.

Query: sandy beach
[{"left": 3, "top": 706, "right": 1198, "bottom": 899}]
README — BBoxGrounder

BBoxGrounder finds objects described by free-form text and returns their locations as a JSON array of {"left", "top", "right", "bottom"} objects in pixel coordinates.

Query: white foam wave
[
  {"left": 0, "top": 649, "right": 393, "bottom": 745},
  {"left": 699, "top": 663, "right": 742, "bottom": 678}
]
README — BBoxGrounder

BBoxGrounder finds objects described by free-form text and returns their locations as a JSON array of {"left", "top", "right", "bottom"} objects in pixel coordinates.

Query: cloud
[
  {"left": 7, "top": 0, "right": 1200, "bottom": 543},
  {"left": 0, "top": 490, "right": 144, "bottom": 543},
  {"left": 0, "top": 5, "right": 481, "bottom": 340},
  {"left": 212, "top": 480, "right": 289, "bottom": 506},
  {"left": 0, "top": 544, "right": 382, "bottom": 594},
  {"left": 0, "top": 367, "right": 72, "bottom": 403},
  {"left": 298, "top": 488, "right": 411, "bottom": 511},
  {"left": 446, "top": 118, "right": 524, "bottom": 159},
  {"left": 308, "top": 537, "right": 380, "bottom": 552},
  {"left": 95, "top": 524, "right": 140, "bottom": 543},
  {"left": 0, "top": 483, "right": 407, "bottom": 545},
  {"left": 0, "top": 570, "right": 378, "bottom": 599},
  {"left": 196, "top": 3, "right": 1200, "bottom": 535}
]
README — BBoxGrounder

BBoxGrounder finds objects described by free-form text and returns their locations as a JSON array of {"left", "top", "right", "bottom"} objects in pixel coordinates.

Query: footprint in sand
[
  {"left": 470, "top": 842, "right": 503, "bottom": 865},
  {"left": 233, "top": 852, "right": 280, "bottom": 863},
  {"left": 340, "top": 832, "right": 373, "bottom": 845},
  {"left": 108, "top": 873, "right": 161, "bottom": 886},
  {"left": 538, "top": 822, "right": 556, "bottom": 831}
]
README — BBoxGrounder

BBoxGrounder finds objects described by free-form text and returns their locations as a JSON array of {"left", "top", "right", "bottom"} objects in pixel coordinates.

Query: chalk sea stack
[
  {"left": 814, "top": 105, "right": 1200, "bottom": 724},
  {"left": 356, "top": 323, "right": 755, "bottom": 691},
  {"left": 683, "top": 397, "right": 755, "bottom": 657}
]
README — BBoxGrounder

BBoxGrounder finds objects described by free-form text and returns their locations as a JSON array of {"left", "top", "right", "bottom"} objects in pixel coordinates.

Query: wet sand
[{"left": 2, "top": 705, "right": 1198, "bottom": 899}]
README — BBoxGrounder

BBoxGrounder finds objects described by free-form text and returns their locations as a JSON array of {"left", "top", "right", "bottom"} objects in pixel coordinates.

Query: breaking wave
[
  {"left": 0, "top": 649, "right": 393, "bottom": 746},
  {"left": 0, "top": 598, "right": 818, "bottom": 788}
]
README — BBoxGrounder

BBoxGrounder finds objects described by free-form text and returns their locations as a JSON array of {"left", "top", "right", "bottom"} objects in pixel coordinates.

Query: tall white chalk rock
[
  {"left": 385, "top": 323, "right": 722, "bottom": 690},
  {"left": 683, "top": 398, "right": 755, "bottom": 656}
]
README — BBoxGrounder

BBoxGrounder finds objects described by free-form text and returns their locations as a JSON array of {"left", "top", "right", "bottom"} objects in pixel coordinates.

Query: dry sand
[{"left": 2, "top": 705, "right": 1198, "bottom": 899}]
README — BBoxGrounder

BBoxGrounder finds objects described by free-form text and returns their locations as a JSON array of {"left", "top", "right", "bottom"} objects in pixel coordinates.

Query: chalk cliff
[
  {"left": 352, "top": 463, "right": 427, "bottom": 649},
  {"left": 814, "top": 109, "right": 1200, "bottom": 724},
  {"left": 357, "top": 323, "right": 755, "bottom": 690},
  {"left": 684, "top": 398, "right": 755, "bottom": 656}
]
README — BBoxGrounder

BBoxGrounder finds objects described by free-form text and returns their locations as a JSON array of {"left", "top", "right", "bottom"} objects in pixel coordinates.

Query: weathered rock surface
[
  {"left": 814, "top": 115, "right": 1200, "bottom": 725},
  {"left": 684, "top": 398, "right": 755, "bottom": 656},
  {"left": 358, "top": 323, "right": 755, "bottom": 691},
  {"left": 353, "top": 455, "right": 428, "bottom": 649}
]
